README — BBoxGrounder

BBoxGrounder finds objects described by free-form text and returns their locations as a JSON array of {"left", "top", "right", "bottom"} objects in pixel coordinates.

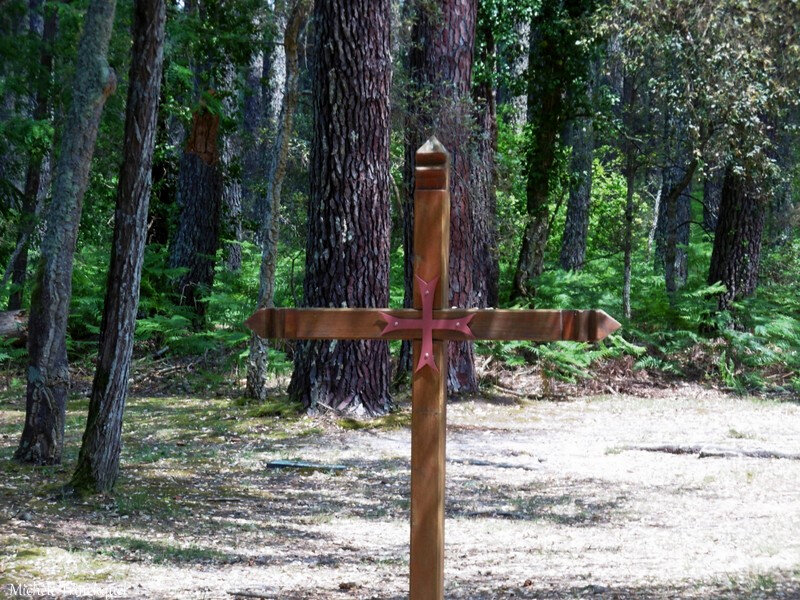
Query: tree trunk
[
  {"left": 6, "top": 0, "right": 57, "bottom": 311},
  {"left": 708, "top": 169, "right": 765, "bottom": 312},
  {"left": 653, "top": 109, "right": 694, "bottom": 295},
  {"left": 246, "top": 0, "right": 310, "bottom": 402},
  {"left": 15, "top": 0, "right": 117, "bottom": 466},
  {"left": 399, "top": 0, "right": 479, "bottom": 393},
  {"left": 702, "top": 168, "right": 723, "bottom": 233},
  {"left": 559, "top": 115, "right": 594, "bottom": 271},
  {"left": 220, "top": 63, "right": 242, "bottom": 272},
  {"left": 471, "top": 8, "right": 499, "bottom": 308},
  {"left": 511, "top": 3, "right": 567, "bottom": 299},
  {"left": 287, "top": 0, "right": 393, "bottom": 415},
  {"left": 621, "top": 74, "right": 637, "bottom": 319},
  {"left": 658, "top": 166, "right": 693, "bottom": 294},
  {"left": 147, "top": 90, "right": 177, "bottom": 246},
  {"left": 246, "top": 7, "right": 287, "bottom": 232},
  {"left": 70, "top": 0, "right": 165, "bottom": 494},
  {"left": 168, "top": 108, "right": 222, "bottom": 321}
]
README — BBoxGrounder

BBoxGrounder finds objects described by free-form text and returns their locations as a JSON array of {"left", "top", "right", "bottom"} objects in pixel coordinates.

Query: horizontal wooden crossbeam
[{"left": 245, "top": 308, "right": 621, "bottom": 343}]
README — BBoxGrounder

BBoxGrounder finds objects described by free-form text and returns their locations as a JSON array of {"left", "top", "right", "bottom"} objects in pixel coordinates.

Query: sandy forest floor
[{"left": 0, "top": 375, "right": 799, "bottom": 599}]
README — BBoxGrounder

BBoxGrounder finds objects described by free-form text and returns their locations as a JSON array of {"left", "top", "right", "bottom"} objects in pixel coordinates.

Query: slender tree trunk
[
  {"left": 702, "top": 168, "right": 723, "bottom": 233},
  {"left": 646, "top": 168, "right": 662, "bottom": 258},
  {"left": 654, "top": 109, "right": 694, "bottom": 295},
  {"left": 287, "top": 0, "right": 393, "bottom": 415},
  {"left": 147, "top": 82, "right": 177, "bottom": 246},
  {"left": 621, "top": 74, "right": 637, "bottom": 319},
  {"left": 559, "top": 115, "right": 594, "bottom": 271},
  {"left": 246, "top": 0, "right": 310, "bottom": 401},
  {"left": 471, "top": 9, "right": 499, "bottom": 308},
  {"left": 708, "top": 169, "right": 765, "bottom": 312},
  {"left": 220, "top": 63, "right": 242, "bottom": 272},
  {"left": 658, "top": 166, "right": 694, "bottom": 295},
  {"left": 511, "top": 3, "right": 567, "bottom": 299},
  {"left": 249, "top": 6, "right": 287, "bottom": 234},
  {"left": 69, "top": 0, "right": 165, "bottom": 493},
  {"left": 168, "top": 108, "right": 222, "bottom": 321},
  {"left": 395, "top": 0, "right": 420, "bottom": 381},
  {"left": 7, "top": 1, "right": 57, "bottom": 310},
  {"left": 15, "top": 0, "right": 117, "bottom": 465},
  {"left": 399, "top": 0, "right": 479, "bottom": 393}
]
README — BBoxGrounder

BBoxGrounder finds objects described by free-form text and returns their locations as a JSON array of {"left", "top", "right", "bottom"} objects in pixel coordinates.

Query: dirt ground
[{"left": 0, "top": 378, "right": 799, "bottom": 599}]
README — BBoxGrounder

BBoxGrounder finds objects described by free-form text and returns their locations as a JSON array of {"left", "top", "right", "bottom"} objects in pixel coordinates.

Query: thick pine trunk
[
  {"left": 287, "top": 0, "right": 393, "bottom": 415},
  {"left": 708, "top": 169, "right": 765, "bottom": 312},
  {"left": 7, "top": 1, "right": 56, "bottom": 310},
  {"left": 559, "top": 116, "right": 594, "bottom": 271},
  {"left": 15, "top": 0, "right": 117, "bottom": 465},
  {"left": 400, "top": 0, "right": 480, "bottom": 393},
  {"left": 168, "top": 109, "right": 222, "bottom": 321},
  {"left": 70, "top": 0, "right": 165, "bottom": 494},
  {"left": 246, "top": 0, "right": 310, "bottom": 402}
]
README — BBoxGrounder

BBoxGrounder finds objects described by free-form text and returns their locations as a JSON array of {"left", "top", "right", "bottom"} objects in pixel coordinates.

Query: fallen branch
[
  {"left": 448, "top": 457, "right": 541, "bottom": 471},
  {"left": 623, "top": 444, "right": 800, "bottom": 460}
]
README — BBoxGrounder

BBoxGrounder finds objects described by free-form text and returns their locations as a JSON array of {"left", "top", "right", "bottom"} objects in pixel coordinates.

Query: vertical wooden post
[{"left": 410, "top": 137, "right": 449, "bottom": 600}]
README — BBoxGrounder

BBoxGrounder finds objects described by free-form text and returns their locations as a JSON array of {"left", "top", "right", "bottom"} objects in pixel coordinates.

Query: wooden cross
[{"left": 245, "top": 137, "right": 620, "bottom": 599}]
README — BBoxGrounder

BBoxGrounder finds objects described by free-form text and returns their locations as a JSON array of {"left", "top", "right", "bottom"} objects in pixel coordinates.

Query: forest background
[{"left": 0, "top": 0, "right": 799, "bottom": 494}]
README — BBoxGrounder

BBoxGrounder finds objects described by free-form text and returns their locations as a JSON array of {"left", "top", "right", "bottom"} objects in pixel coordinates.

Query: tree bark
[
  {"left": 702, "top": 168, "right": 723, "bottom": 233},
  {"left": 6, "top": 0, "right": 57, "bottom": 311},
  {"left": 559, "top": 115, "right": 594, "bottom": 271},
  {"left": 471, "top": 8, "right": 500, "bottom": 308},
  {"left": 147, "top": 89, "right": 176, "bottom": 246},
  {"left": 220, "top": 63, "right": 242, "bottom": 272},
  {"left": 15, "top": 0, "right": 117, "bottom": 465},
  {"left": 512, "top": 3, "right": 567, "bottom": 299},
  {"left": 621, "top": 74, "right": 637, "bottom": 319},
  {"left": 246, "top": 6, "right": 287, "bottom": 232},
  {"left": 70, "top": 0, "right": 165, "bottom": 494},
  {"left": 168, "top": 108, "right": 222, "bottom": 321},
  {"left": 653, "top": 108, "right": 694, "bottom": 294},
  {"left": 246, "top": 0, "right": 310, "bottom": 402},
  {"left": 708, "top": 168, "right": 765, "bottom": 312},
  {"left": 287, "top": 0, "right": 393, "bottom": 415},
  {"left": 400, "top": 0, "right": 480, "bottom": 393}
]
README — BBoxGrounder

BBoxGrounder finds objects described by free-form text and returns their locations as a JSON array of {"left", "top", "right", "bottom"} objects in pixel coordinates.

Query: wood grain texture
[
  {"left": 245, "top": 307, "right": 621, "bottom": 342},
  {"left": 409, "top": 138, "right": 448, "bottom": 600}
]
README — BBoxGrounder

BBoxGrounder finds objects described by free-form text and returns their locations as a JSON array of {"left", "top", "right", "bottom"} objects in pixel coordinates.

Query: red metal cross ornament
[{"left": 378, "top": 275, "right": 474, "bottom": 373}]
